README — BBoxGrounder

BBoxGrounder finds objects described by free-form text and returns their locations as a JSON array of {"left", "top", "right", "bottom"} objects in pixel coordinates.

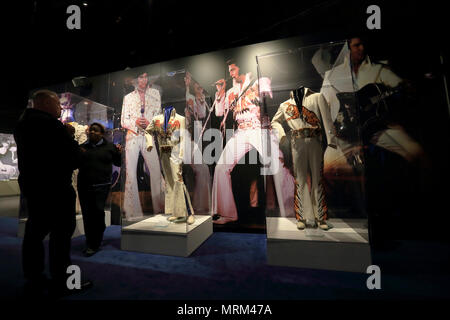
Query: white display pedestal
[
  {"left": 17, "top": 210, "right": 111, "bottom": 238},
  {"left": 266, "top": 217, "right": 372, "bottom": 273},
  {"left": 121, "top": 214, "right": 212, "bottom": 257}
]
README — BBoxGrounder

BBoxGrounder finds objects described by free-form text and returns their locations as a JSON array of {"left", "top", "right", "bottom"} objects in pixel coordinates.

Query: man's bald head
[{"left": 32, "top": 90, "right": 61, "bottom": 118}]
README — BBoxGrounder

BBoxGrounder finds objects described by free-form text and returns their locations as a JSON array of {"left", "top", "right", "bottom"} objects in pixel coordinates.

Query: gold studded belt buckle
[
  {"left": 303, "top": 128, "right": 311, "bottom": 137},
  {"left": 292, "top": 128, "right": 321, "bottom": 138}
]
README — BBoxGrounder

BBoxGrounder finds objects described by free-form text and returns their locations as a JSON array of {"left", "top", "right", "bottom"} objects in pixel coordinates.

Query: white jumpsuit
[
  {"left": 271, "top": 89, "right": 337, "bottom": 222},
  {"left": 145, "top": 109, "right": 194, "bottom": 218}
]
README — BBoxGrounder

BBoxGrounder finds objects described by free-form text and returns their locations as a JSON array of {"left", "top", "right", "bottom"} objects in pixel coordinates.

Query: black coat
[
  {"left": 13, "top": 108, "right": 80, "bottom": 197},
  {"left": 77, "top": 139, "right": 121, "bottom": 187}
]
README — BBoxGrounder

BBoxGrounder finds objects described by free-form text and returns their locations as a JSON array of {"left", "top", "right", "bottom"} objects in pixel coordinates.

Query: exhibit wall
[
  {"left": 24, "top": 34, "right": 446, "bottom": 237},
  {"left": 26, "top": 36, "right": 314, "bottom": 231}
]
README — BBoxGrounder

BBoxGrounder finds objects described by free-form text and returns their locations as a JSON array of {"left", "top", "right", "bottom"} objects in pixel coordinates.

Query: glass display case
[
  {"left": 58, "top": 93, "right": 115, "bottom": 216},
  {"left": 257, "top": 41, "right": 371, "bottom": 272},
  {"left": 119, "top": 68, "right": 213, "bottom": 257}
]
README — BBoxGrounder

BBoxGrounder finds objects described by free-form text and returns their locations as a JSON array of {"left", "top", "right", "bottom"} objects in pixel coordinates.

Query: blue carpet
[{"left": 1, "top": 217, "right": 449, "bottom": 300}]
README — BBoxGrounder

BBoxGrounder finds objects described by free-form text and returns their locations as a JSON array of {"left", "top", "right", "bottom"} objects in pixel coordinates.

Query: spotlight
[
  {"left": 72, "top": 76, "right": 92, "bottom": 96},
  {"left": 72, "top": 76, "right": 90, "bottom": 88}
]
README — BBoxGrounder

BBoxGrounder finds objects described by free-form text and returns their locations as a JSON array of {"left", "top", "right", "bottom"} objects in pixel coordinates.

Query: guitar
[
  {"left": 334, "top": 83, "right": 403, "bottom": 143},
  {"left": 220, "top": 78, "right": 257, "bottom": 135}
]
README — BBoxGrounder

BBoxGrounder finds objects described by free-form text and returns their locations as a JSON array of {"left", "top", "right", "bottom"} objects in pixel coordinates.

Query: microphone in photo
[{"left": 211, "top": 77, "right": 232, "bottom": 89}]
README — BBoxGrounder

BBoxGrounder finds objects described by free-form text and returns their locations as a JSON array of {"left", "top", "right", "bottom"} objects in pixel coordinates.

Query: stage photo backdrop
[{"left": 26, "top": 34, "right": 441, "bottom": 238}]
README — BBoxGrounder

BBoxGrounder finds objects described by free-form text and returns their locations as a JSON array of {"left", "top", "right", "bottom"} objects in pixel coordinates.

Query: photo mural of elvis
[
  {"left": 121, "top": 73, "right": 164, "bottom": 219},
  {"left": 145, "top": 106, "right": 195, "bottom": 224},
  {"left": 319, "top": 39, "right": 425, "bottom": 169},
  {"left": 212, "top": 60, "right": 295, "bottom": 224},
  {"left": 184, "top": 72, "right": 211, "bottom": 214},
  {"left": 271, "top": 87, "right": 337, "bottom": 230}
]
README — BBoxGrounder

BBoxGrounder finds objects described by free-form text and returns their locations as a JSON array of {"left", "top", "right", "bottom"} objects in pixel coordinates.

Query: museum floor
[{"left": 1, "top": 196, "right": 450, "bottom": 300}]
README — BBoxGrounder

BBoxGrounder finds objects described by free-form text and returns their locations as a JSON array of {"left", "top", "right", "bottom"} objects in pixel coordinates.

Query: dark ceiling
[{"left": 0, "top": 0, "right": 446, "bottom": 132}]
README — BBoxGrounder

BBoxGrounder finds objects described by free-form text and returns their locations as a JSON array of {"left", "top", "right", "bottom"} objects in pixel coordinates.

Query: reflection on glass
[{"left": 258, "top": 42, "right": 368, "bottom": 244}]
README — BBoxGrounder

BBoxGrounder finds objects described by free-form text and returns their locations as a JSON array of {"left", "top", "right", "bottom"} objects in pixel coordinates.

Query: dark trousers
[
  {"left": 22, "top": 187, "right": 76, "bottom": 284},
  {"left": 78, "top": 184, "right": 110, "bottom": 250}
]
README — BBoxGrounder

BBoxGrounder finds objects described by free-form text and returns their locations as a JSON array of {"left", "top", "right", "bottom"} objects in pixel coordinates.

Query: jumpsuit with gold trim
[
  {"left": 271, "top": 89, "right": 337, "bottom": 223},
  {"left": 145, "top": 107, "right": 194, "bottom": 219}
]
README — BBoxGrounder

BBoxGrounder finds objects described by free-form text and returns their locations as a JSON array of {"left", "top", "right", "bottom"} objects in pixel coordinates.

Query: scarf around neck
[{"left": 163, "top": 106, "right": 174, "bottom": 133}]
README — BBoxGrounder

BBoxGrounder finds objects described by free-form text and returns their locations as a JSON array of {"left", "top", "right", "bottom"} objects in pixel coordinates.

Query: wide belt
[
  {"left": 237, "top": 120, "right": 261, "bottom": 130},
  {"left": 159, "top": 143, "right": 173, "bottom": 153},
  {"left": 291, "top": 127, "right": 321, "bottom": 138}
]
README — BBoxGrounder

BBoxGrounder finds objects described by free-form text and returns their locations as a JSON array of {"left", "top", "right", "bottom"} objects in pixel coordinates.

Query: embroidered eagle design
[
  {"left": 286, "top": 104, "right": 300, "bottom": 121},
  {"left": 151, "top": 118, "right": 180, "bottom": 137},
  {"left": 301, "top": 107, "right": 320, "bottom": 127},
  {"left": 230, "top": 85, "right": 260, "bottom": 116},
  {"left": 286, "top": 103, "right": 320, "bottom": 127}
]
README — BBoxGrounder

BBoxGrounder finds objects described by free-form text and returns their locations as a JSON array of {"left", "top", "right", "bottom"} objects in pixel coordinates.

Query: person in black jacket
[
  {"left": 78, "top": 122, "right": 122, "bottom": 256},
  {"left": 14, "top": 89, "right": 85, "bottom": 296}
]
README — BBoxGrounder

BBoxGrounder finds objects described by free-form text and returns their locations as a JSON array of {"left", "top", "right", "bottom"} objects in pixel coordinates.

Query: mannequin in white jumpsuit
[
  {"left": 145, "top": 106, "right": 195, "bottom": 224},
  {"left": 271, "top": 87, "right": 337, "bottom": 230}
]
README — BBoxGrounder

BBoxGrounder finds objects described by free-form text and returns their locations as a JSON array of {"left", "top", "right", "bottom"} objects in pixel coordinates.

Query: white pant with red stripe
[{"left": 291, "top": 136, "right": 328, "bottom": 222}]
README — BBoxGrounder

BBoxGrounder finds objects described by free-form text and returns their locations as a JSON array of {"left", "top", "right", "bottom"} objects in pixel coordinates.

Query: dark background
[{"left": 1, "top": 0, "right": 447, "bottom": 131}]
